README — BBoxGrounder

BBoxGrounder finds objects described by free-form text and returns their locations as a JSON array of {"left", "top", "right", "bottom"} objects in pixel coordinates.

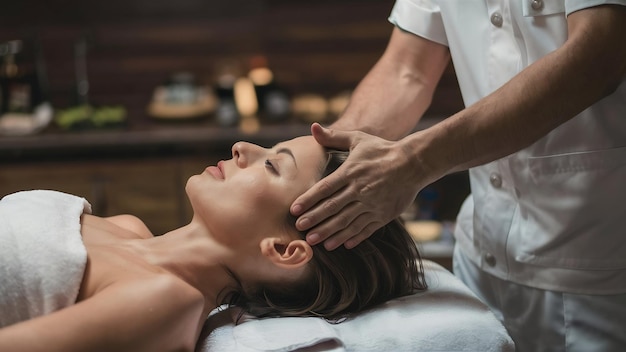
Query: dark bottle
[
  {"left": 0, "top": 40, "right": 43, "bottom": 116},
  {"left": 214, "top": 64, "right": 240, "bottom": 127}
]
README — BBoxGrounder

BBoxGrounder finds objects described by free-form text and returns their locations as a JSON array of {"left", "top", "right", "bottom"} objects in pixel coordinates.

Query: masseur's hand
[{"left": 291, "top": 123, "right": 422, "bottom": 250}]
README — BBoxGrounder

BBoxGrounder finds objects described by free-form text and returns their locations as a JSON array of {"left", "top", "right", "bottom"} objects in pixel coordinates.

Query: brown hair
[{"left": 224, "top": 150, "right": 427, "bottom": 320}]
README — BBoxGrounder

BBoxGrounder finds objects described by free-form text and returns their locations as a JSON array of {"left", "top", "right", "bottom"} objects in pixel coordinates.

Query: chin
[
  {"left": 184, "top": 177, "right": 206, "bottom": 210},
  {"left": 183, "top": 179, "right": 194, "bottom": 201}
]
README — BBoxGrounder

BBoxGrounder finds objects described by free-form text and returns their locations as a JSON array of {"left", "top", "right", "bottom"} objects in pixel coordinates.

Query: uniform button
[
  {"left": 490, "top": 12, "right": 503, "bottom": 27},
  {"left": 531, "top": 0, "right": 544, "bottom": 11},
  {"left": 484, "top": 252, "right": 496, "bottom": 267},
  {"left": 489, "top": 173, "right": 503, "bottom": 188}
]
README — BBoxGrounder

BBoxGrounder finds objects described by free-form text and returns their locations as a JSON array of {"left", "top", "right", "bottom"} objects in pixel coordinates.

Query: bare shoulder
[
  {"left": 119, "top": 274, "right": 206, "bottom": 322},
  {"left": 104, "top": 214, "right": 154, "bottom": 238},
  {"left": 108, "top": 274, "right": 206, "bottom": 350},
  {"left": 136, "top": 273, "right": 205, "bottom": 306},
  {"left": 86, "top": 273, "right": 206, "bottom": 351}
]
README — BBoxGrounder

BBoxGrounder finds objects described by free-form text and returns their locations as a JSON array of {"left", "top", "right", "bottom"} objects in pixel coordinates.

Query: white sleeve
[
  {"left": 388, "top": 0, "right": 448, "bottom": 46},
  {"left": 565, "top": 0, "right": 626, "bottom": 16}
]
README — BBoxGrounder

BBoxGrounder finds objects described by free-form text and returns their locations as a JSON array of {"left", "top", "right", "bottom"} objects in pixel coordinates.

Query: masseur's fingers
[
  {"left": 310, "top": 122, "right": 352, "bottom": 150},
  {"left": 290, "top": 124, "right": 356, "bottom": 222},
  {"left": 322, "top": 211, "right": 384, "bottom": 250},
  {"left": 294, "top": 126, "right": 422, "bottom": 249}
]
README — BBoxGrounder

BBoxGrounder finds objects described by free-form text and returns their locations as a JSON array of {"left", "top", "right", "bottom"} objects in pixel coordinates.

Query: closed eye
[{"left": 265, "top": 159, "right": 278, "bottom": 174}]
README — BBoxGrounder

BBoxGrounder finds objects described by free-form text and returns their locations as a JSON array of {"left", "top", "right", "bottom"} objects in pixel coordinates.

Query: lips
[
  {"left": 217, "top": 160, "right": 225, "bottom": 178},
  {"left": 205, "top": 161, "right": 225, "bottom": 180}
]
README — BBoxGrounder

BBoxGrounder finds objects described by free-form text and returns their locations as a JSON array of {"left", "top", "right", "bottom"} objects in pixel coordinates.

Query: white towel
[
  {"left": 199, "top": 308, "right": 345, "bottom": 352},
  {"left": 0, "top": 190, "right": 91, "bottom": 327},
  {"left": 197, "top": 261, "right": 515, "bottom": 352}
]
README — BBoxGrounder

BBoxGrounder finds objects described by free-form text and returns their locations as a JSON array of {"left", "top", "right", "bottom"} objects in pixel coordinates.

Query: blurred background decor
[{"left": 0, "top": 0, "right": 463, "bottom": 129}]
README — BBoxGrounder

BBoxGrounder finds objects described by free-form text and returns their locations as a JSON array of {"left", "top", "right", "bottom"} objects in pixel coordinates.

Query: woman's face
[{"left": 186, "top": 136, "right": 326, "bottom": 248}]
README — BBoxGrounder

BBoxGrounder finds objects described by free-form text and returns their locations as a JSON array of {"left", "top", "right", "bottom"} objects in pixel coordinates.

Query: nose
[{"left": 231, "top": 141, "right": 265, "bottom": 168}]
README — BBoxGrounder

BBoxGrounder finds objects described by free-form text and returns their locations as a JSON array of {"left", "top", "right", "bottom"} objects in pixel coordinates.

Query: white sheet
[{"left": 196, "top": 260, "right": 515, "bottom": 352}]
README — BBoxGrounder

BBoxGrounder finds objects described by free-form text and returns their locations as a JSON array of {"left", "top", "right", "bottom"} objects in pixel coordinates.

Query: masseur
[{"left": 290, "top": 1, "right": 626, "bottom": 351}]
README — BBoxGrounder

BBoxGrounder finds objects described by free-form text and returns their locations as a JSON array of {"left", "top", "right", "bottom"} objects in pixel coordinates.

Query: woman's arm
[{"left": 0, "top": 274, "right": 205, "bottom": 352}]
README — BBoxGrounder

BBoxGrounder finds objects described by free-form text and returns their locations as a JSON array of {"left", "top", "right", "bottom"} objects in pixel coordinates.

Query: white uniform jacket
[{"left": 389, "top": 0, "right": 626, "bottom": 294}]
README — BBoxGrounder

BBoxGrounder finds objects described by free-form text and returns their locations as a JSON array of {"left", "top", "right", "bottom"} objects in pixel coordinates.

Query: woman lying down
[{"left": 0, "top": 136, "right": 426, "bottom": 352}]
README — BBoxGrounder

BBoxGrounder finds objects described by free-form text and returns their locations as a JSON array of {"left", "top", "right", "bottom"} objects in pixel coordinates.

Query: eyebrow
[{"left": 276, "top": 148, "right": 297, "bottom": 169}]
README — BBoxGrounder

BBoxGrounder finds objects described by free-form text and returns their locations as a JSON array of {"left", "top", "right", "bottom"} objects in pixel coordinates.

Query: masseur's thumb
[{"left": 311, "top": 123, "right": 354, "bottom": 150}]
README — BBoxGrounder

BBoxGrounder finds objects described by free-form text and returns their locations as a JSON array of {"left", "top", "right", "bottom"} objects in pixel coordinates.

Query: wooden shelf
[
  {"left": 0, "top": 121, "right": 307, "bottom": 160},
  {"left": 0, "top": 116, "right": 445, "bottom": 161}
]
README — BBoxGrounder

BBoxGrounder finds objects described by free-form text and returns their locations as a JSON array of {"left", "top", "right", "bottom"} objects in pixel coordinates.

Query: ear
[{"left": 260, "top": 238, "right": 313, "bottom": 269}]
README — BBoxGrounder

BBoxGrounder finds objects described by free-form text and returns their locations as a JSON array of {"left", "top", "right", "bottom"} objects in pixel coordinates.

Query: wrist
[{"left": 397, "top": 130, "right": 448, "bottom": 188}]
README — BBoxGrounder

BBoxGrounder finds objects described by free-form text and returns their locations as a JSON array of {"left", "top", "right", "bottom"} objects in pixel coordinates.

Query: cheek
[
  {"left": 186, "top": 170, "right": 313, "bottom": 249},
  {"left": 190, "top": 174, "right": 290, "bottom": 240},
  {"left": 225, "top": 176, "right": 310, "bottom": 241},
  {"left": 236, "top": 179, "right": 288, "bottom": 225}
]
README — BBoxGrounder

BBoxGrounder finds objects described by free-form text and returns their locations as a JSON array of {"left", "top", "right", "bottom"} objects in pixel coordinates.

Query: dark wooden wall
[{"left": 0, "top": 0, "right": 463, "bottom": 125}]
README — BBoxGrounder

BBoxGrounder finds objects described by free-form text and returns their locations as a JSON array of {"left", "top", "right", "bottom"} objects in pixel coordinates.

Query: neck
[{"left": 135, "top": 221, "right": 236, "bottom": 313}]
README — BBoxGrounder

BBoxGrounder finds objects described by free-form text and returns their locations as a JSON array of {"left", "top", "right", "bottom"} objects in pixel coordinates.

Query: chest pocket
[
  {"left": 516, "top": 147, "right": 626, "bottom": 270},
  {"left": 521, "top": 0, "right": 565, "bottom": 17}
]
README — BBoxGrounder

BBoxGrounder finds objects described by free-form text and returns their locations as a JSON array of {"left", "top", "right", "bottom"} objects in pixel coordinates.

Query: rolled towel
[{"left": 0, "top": 190, "right": 91, "bottom": 327}]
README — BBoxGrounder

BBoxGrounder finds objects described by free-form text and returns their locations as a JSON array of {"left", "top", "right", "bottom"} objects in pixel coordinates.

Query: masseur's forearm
[
  {"left": 407, "top": 5, "right": 626, "bottom": 178},
  {"left": 331, "top": 27, "right": 450, "bottom": 140}
]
